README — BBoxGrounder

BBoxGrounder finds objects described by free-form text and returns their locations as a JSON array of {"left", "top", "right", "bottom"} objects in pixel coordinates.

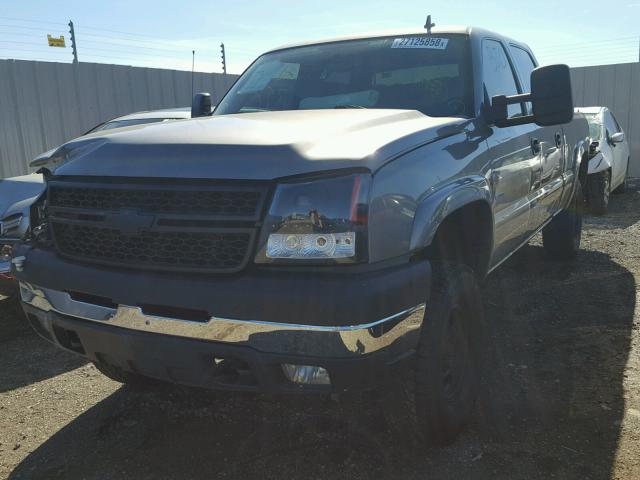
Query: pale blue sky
[{"left": 1, "top": 0, "right": 639, "bottom": 72}]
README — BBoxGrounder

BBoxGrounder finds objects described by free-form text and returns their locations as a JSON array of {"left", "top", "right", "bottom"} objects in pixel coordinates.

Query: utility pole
[
  {"left": 220, "top": 43, "right": 226, "bottom": 75},
  {"left": 68, "top": 20, "right": 78, "bottom": 64},
  {"left": 191, "top": 50, "right": 195, "bottom": 99}
]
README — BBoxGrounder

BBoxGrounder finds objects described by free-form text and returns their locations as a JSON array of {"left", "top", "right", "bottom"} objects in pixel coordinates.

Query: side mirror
[
  {"left": 610, "top": 132, "right": 625, "bottom": 144},
  {"left": 530, "top": 64, "right": 574, "bottom": 126},
  {"left": 191, "top": 92, "right": 212, "bottom": 118},
  {"left": 491, "top": 64, "right": 574, "bottom": 128}
]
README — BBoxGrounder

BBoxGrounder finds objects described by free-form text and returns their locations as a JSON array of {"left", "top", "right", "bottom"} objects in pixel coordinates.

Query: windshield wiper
[{"left": 334, "top": 104, "right": 367, "bottom": 109}]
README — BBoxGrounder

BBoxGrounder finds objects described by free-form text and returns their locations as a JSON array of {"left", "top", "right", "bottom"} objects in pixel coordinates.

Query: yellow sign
[{"left": 47, "top": 35, "right": 66, "bottom": 48}]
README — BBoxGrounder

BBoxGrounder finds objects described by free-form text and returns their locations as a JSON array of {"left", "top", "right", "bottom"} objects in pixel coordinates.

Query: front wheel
[
  {"left": 587, "top": 170, "right": 610, "bottom": 215},
  {"left": 408, "top": 262, "right": 483, "bottom": 446},
  {"left": 542, "top": 180, "right": 583, "bottom": 260}
]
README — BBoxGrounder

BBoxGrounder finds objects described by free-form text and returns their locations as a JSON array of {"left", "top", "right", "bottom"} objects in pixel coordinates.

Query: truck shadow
[
  {"left": 0, "top": 285, "right": 86, "bottom": 394},
  {"left": 8, "top": 242, "right": 635, "bottom": 480},
  {"left": 584, "top": 178, "right": 640, "bottom": 230}
]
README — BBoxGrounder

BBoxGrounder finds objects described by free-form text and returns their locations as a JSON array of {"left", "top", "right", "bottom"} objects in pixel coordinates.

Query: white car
[
  {"left": 0, "top": 106, "right": 197, "bottom": 276},
  {"left": 576, "top": 106, "right": 631, "bottom": 214}
]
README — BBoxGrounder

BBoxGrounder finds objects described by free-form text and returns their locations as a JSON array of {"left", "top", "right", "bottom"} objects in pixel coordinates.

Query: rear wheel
[
  {"left": 587, "top": 170, "right": 610, "bottom": 215},
  {"left": 406, "top": 262, "right": 483, "bottom": 446},
  {"left": 542, "top": 180, "right": 583, "bottom": 260}
]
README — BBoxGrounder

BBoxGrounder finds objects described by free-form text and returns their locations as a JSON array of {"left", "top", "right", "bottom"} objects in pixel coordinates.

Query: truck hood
[
  {"left": 51, "top": 110, "right": 465, "bottom": 180},
  {"left": 0, "top": 174, "right": 44, "bottom": 220}
]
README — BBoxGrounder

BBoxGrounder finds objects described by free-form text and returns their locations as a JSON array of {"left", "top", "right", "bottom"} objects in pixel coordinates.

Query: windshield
[
  {"left": 583, "top": 113, "right": 604, "bottom": 141},
  {"left": 215, "top": 35, "right": 473, "bottom": 117}
]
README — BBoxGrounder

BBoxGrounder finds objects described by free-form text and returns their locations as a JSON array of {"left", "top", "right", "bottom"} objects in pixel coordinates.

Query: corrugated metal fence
[
  {"left": 570, "top": 62, "right": 640, "bottom": 176},
  {"left": 0, "top": 59, "right": 237, "bottom": 178}
]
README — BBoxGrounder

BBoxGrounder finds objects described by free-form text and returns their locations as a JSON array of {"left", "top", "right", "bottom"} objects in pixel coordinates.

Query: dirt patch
[{"left": 1, "top": 183, "right": 639, "bottom": 480}]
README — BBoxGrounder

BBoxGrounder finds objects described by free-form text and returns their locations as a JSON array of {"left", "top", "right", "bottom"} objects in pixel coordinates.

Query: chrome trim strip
[
  {"left": 0, "top": 216, "right": 22, "bottom": 237},
  {"left": 20, "top": 282, "right": 426, "bottom": 357}
]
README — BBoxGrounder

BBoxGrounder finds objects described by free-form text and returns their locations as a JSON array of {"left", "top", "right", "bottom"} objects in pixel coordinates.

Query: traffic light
[{"left": 220, "top": 43, "right": 226, "bottom": 75}]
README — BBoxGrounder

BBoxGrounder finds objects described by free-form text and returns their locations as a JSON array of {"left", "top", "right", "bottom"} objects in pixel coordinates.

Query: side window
[
  {"left": 609, "top": 112, "right": 623, "bottom": 133},
  {"left": 604, "top": 112, "right": 618, "bottom": 138},
  {"left": 509, "top": 46, "right": 536, "bottom": 114},
  {"left": 482, "top": 39, "right": 523, "bottom": 118}
]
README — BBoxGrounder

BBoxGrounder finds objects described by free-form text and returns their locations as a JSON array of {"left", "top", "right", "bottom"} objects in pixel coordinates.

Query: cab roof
[{"left": 266, "top": 25, "right": 529, "bottom": 54}]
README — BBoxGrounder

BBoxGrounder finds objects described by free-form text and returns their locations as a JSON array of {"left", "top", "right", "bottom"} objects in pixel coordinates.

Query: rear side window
[
  {"left": 509, "top": 46, "right": 536, "bottom": 93},
  {"left": 482, "top": 39, "right": 522, "bottom": 118},
  {"left": 509, "top": 46, "right": 536, "bottom": 114}
]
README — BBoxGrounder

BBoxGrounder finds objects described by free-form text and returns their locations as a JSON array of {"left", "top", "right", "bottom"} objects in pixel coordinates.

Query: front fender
[
  {"left": 587, "top": 151, "right": 610, "bottom": 175},
  {"left": 574, "top": 137, "right": 590, "bottom": 194},
  {"left": 409, "top": 175, "right": 493, "bottom": 250}
]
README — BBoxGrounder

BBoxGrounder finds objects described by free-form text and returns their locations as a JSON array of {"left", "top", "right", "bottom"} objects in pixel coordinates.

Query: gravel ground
[{"left": 1, "top": 182, "right": 639, "bottom": 480}]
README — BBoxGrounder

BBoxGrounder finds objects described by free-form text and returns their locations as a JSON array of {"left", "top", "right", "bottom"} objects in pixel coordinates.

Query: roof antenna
[{"left": 424, "top": 15, "right": 435, "bottom": 34}]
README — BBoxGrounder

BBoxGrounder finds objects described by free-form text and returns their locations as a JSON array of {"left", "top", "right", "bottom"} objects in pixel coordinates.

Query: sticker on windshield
[
  {"left": 391, "top": 37, "right": 448, "bottom": 49},
  {"left": 236, "top": 62, "right": 299, "bottom": 94}
]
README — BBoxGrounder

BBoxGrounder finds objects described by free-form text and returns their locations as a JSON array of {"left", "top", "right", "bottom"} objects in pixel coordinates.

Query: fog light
[{"left": 282, "top": 364, "right": 331, "bottom": 385}]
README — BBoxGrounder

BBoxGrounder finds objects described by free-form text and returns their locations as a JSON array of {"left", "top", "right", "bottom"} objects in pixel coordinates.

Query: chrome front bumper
[{"left": 20, "top": 282, "right": 426, "bottom": 358}]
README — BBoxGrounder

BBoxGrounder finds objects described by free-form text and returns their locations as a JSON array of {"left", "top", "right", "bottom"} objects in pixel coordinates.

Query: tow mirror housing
[
  {"left": 191, "top": 92, "right": 212, "bottom": 118},
  {"left": 491, "top": 64, "right": 574, "bottom": 128},
  {"left": 530, "top": 64, "right": 574, "bottom": 126}
]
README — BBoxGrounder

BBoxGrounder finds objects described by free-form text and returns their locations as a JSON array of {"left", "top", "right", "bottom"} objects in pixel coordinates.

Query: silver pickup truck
[{"left": 14, "top": 25, "right": 589, "bottom": 445}]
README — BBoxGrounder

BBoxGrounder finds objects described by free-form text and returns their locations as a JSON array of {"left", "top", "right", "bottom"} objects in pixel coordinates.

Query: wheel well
[
  {"left": 427, "top": 201, "right": 493, "bottom": 278},
  {"left": 578, "top": 147, "right": 590, "bottom": 187}
]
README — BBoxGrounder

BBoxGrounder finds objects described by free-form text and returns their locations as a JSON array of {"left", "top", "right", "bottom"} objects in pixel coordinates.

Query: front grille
[
  {"left": 49, "top": 185, "right": 261, "bottom": 217},
  {"left": 52, "top": 223, "right": 252, "bottom": 270},
  {"left": 47, "top": 180, "right": 268, "bottom": 273}
]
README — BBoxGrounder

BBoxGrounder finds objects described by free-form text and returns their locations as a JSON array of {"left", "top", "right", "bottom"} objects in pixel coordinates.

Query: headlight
[
  {"left": 255, "top": 173, "right": 370, "bottom": 264},
  {"left": 0, "top": 215, "right": 22, "bottom": 238}
]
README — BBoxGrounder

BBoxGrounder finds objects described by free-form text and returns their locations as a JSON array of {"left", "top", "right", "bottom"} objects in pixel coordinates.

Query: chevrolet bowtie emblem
[{"left": 107, "top": 210, "right": 155, "bottom": 235}]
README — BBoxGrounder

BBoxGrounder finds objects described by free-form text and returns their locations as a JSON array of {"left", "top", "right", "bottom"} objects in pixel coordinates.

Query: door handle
[
  {"left": 555, "top": 132, "right": 563, "bottom": 148},
  {"left": 531, "top": 138, "right": 541, "bottom": 155}
]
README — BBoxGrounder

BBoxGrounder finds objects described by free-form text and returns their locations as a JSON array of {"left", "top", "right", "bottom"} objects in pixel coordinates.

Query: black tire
[
  {"left": 542, "top": 180, "right": 583, "bottom": 260},
  {"left": 92, "top": 361, "right": 153, "bottom": 386},
  {"left": 408, "top": 262, "right": 483, "bottom": 446},
  {"left": 587, "top": 170, "right": 610, "bottom": 215},
  {"left": 612, "top": 159, "right": 629, "bottom": 194}
]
